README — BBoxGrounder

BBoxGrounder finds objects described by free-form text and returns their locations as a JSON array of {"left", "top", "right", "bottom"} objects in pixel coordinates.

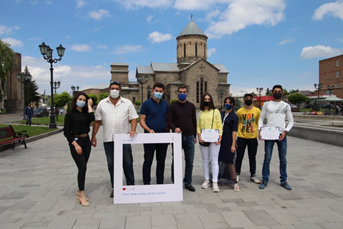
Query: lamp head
[
  {"left": 46, "top": 46, "right": 53, "bottom": 59},
  {"left": 39, "top": 42, "right": 47, "bottom": 55},
  {"left": 56, "top": 44, "right": 66, "bottom": 57}
]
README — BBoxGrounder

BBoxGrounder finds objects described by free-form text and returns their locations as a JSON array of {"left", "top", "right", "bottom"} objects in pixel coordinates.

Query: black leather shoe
[
  {"left": 185, "top": 184, "right": 196, "bottom": 192},
  {"left": 110, "top": 190, "right": 114, "bottom": 198}
]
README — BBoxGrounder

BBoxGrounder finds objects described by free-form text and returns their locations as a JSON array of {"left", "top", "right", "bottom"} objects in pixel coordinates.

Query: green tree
[
  {"left": 134, "top": 100, "right": 142, "bottom": 106},
  {"left": 88, "top": 94, "right": 98, "bottom": 105},
  {"left": 23, "top": 66, "right": 40, "bottom": 105},
  {"left": 234, "top": 97, "right": 242, "bottom": 111},
  {"left": 99, "top": 92, "right": 109, "bottom": 100},
  {"left": 0, "top": 39, "right": 14, "bottom": 98},
  {"left": 266, "top": 88, "right": 271, "bottom": 96},
  {"left": 171, "top": 99, "right": 178, "bottom": 104},
  {"left": 312, "top": 100, "right": 320, "bottom": 111},
  {"left": 54, "top": 91, "right": 71, "bottom": 108},
  {"left": 283, "top": 88, "right": 289, "bottom": 96},
  {"left": 288, "top": 93, "right": 309, "bottom": 106}
]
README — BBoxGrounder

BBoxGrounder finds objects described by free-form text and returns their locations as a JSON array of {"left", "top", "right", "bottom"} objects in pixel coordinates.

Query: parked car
[
  {"left": 34, "top": 107, "right": 49, "bottom": 117},
  {"left": 291, "top": 104, "right": 298, "bottom": 108}
]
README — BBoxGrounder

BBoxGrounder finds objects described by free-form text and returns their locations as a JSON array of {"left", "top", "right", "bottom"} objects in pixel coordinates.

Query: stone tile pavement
[{"left": 1, "top": 124, "right": 343, "bottom": 229}]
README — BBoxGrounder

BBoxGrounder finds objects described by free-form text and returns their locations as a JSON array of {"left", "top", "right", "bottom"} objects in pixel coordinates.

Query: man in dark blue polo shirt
[{"left": 140, "top": 82, "right": 169, "bottom": 185}]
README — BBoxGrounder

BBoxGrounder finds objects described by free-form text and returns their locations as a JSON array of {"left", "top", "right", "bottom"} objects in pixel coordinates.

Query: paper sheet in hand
[
  {"left": 260, "top": 127, "right": 280, "bottom": 140},
  {"left": 201, "top": 129, "right": 219, "bottom": 142}
]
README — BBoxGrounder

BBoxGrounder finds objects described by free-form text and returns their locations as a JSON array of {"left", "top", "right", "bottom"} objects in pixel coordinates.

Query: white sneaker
[
  {"left": 250, "top": 175, "right": 261, "bottom": 184},
  {"left": 233, "top": 183, "right": 240, "bottom": 192},
  {"left": 202, "top": 180, "right": 211, "bottom": 189},
  {"left": 236, "top": 175, "right": 240, "bottom": 183},
  {"left": 212, "top": 182, "right": 220, "bottom": 193}
]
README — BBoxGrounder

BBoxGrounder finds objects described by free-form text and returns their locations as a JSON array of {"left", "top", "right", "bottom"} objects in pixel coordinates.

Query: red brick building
[{"left": 318, "top": 54, "right": 343, "bottom": 97}]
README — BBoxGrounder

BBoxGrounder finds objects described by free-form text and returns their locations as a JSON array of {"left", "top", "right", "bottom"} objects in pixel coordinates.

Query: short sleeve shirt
[
  {"left": 95, "top": 96, "right": 138, "bottom": 142},
  {"left": 140, "top": 98, "right": 168, "bottom": 133}
]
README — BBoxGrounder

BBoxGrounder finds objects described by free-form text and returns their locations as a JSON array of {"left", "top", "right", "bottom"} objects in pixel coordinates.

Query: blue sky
[{"left": 1, "top": 0, "right": 343, "bottom": 95}]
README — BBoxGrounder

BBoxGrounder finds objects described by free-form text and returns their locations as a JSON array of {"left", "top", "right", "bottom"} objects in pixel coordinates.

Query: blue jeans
[
  {"left": 26, "top": 115, "right": 32, "bottom": 126},
  {"left": 171, "top": 135, "right": 195, "bottom": 185},
  {"left": 103, "top": 142, "right": 135, "bottom": 188},
  {"left": 142, "top": 143, "right": 168, "bottom": 184},
  {"left": 262, "top": 136, "right": 287, "bottom": 184}
]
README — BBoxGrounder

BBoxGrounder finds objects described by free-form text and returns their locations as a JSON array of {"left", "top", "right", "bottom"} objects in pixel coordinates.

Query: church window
[
  {"left": 196, "top": 77, "right": 208, "bottom": 103},
  {"left": 195, "top": 43, "right": 198, "bottom": 57},
  {"left": 184, "top": 44, "right": 186, "bottom": 57},
  {"left": 196, "top": 81, "right": 199, "bottom": 103}
]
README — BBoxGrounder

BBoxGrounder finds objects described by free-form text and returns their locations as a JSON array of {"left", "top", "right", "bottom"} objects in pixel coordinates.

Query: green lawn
[
  {"left": 16, "top": 116, "right": 65, "bottom": 125},
  {"left": 0, "top": 124, "right": 57, "bottom": 138}
]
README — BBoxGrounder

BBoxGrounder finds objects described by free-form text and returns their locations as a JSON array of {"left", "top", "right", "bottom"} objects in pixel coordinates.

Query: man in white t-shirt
[
  {"left": 91, "top": 81, "right": 138, "bottom": 198},
  {"left": 258, "top": 85, "right": 294, "bottom": 190}
]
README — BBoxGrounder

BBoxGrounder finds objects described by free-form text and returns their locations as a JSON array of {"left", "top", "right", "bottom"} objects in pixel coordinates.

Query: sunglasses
[{"left": 110, "top": 81, "right": 121, "bottom": 84}]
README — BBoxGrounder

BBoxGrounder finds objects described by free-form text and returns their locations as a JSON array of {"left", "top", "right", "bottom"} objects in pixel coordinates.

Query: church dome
[{"left": 177, "top": 21, "right": 207, "bottom": 38}]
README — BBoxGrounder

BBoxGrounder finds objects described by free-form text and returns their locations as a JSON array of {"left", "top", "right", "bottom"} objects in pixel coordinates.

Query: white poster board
[{"left": 113, "top": 133, "right": 183, "bottom": 204}]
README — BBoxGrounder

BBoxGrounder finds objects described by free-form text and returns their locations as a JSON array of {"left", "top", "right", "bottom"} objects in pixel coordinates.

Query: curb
[{"left": 0, "top": 128, "right": 64, "bottom": 152}]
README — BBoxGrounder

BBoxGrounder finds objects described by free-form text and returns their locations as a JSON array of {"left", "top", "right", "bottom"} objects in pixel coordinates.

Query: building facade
[
  {"left": 318, "top": 54, "right": 343, "bottom": 97},
  {"left": 85, "top": 20, "right": 231, "bottom": 108}
]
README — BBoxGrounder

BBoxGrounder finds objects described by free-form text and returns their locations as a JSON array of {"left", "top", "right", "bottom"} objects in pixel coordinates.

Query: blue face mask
[
  {"left": 225, "top": 104, "right": 233, "bottom": 110},
  {"left": 76, "top": 100, "right": 86, "bottom": 108},
  {"left": 178, "top": 94, "right": 187, "bottom": 101},
  {"left": 154, "top": 92, "right": 163, "bottom": 100}
]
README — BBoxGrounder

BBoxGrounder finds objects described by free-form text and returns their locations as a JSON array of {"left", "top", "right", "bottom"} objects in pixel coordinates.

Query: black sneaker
[
  {"left": 185, "top": 184, "right": 196, "bottom": 192},
  {"left": 110, "top": 190, "right": 114, "bottom": 198}
]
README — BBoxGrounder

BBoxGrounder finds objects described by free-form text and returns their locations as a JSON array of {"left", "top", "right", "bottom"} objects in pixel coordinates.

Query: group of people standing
[{"left": 63, "top": 82, "right": 294, "bottom": 207}]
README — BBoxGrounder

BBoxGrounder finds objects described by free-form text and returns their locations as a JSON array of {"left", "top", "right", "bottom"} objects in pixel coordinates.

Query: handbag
[{"left": 199, "top": 110, "right": 214, "bottom": 147}]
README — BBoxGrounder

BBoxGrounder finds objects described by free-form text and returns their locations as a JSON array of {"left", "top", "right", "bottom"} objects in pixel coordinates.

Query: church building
[{"left": 86, "top": 20, "right": 231, "bottom": 108}]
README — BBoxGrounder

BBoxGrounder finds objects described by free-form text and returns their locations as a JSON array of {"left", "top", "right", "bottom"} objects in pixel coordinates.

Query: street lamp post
[
  {"left": 256, "top": 87, "right": 263, "bottom": 109},
  {"left": 38, "top": 42, "right": 66, "bottom": 129},
  {"left": 53, "top": 81, "right": 61, "bottom": 94},
  {"left": 137, "top": 75, "right": 149, "bottom": 101},
  {"left": 71, "top": 86, "right": 79, "bottom": 96},
  {"left": 218, "top": 89, "right": 226, "bottom": 110},
  {"left": 16, "top": 71, "right": 32, "bottom": 108},
  {"left": 314, "top": 83, "right": 323, "bottom": 108},
  {"left": 327, "top": 85, "right": 335, "bottom": 95}
]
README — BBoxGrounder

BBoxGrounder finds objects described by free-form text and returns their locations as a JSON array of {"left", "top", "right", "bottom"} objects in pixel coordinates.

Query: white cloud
[
  {"left": 114, "top": 0, "right": 173, "bottom": 10},
  {"left": 65, "top": 35, "right": 71, "bottom": 39},
  {"left": 147, "top": 15, "right": 153, "bottom": 23},
  {"left": 278, "top": 38, "right": 295, "bottom": 45},
  {"left": 97, "top": 45, "right": 108, "bottom": 49},
  {"left": 22, "top": 55, "right": 110, "bottom": 94},
  {"left": 207, "top": 48, "right": 216, "bottom": 57},
  {"left": 70, "top": 44, "right": 91, "bottom": 52},
  {"left": 313, "top": 0, "right": 343, "bottom": 21},
  {"left": 88, "top": 9, "right": 110, "bottom": 20},
  {"left": 0, "top": 25, "right": 20, "bottom": 35},
  {"left": 206, "top": 9, "right": 221, "bottom": 20},
  {"left": 148, "top": 31, "right": 172, "bottom": 44},
  {"left": 76, "top": 0, "right": 85, "bottom": 8},
  {"left": 300, "top": 45, "right": 343, "bottom": 59},
  {"left": 114, "top": 45, "right": 143, "bottom": 54},
  {"left": 2, "top": 37, "right": 23, "bottom": 47},
  {"left": 29, "top": 37, "right": 41, "bottom": 41},
  {"left": 174, "top": 0, "right": 218, "bottom": 11},
  {"left": 29, "top": 1, "right": 38, "bottom": 4},
  {"left": 205, "top": 0, "right": 286, "bottom": 38}
]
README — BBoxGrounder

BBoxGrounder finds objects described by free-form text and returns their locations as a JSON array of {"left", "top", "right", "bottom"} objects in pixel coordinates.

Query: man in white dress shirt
[{"left": 91, "top": 81, "right": 138, "bottom": 198}]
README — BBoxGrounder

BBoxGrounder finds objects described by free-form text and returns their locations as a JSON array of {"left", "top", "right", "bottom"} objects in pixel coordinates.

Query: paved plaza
[{"left": 1, "top": 122, "right": 343, "bottom": 229}]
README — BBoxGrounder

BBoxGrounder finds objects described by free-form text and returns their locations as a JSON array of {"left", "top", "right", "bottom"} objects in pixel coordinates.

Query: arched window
[
  {"left": 147, "top": 86, "right": 151, "bottom": 99},
  {"left": 184, "top": 44, "right": 186, "bottom": 57},
  {"left": 196, "top": 77, "right": 208, "bottom": 103},
  {"left": 195, "top": 43, "right": 197, "bottom": 57}
]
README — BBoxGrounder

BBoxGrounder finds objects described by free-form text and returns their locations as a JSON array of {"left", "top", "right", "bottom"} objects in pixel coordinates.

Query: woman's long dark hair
[
  {"left": 71, "top": 91, "right": 90, "bottom": 112},
  {"left": 200, "top": 93, "right": 215, "bottom": 111}
]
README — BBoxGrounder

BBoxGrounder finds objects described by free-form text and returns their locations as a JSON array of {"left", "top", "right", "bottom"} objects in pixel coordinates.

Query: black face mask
[
  {"left": 273, "top": 93, "right": 282, "bottom": 99},
  {"left": 245, "top": 99, "right": 252, "bottom": 106},
  {"left": 204, "top": 101, "right": 210, "bottom": 106}
]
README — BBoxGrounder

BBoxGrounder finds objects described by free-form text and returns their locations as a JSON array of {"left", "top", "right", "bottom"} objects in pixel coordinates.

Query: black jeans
[
  {"left": 142, "top": 143, "right": 168, "bottom": 184},
  {"left": 235, "top": 137, "right": 258, "bottom": 176},
  {"left": 69, "top": 136, "right": 92, "bottom": 191}
]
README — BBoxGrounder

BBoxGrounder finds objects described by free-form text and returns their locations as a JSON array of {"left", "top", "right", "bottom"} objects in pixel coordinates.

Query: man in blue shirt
[
  {"left": 24, "top": 103, "right": 34, "bottom": 126},
  {"left": 140, "top": 82, "right": 169, "bottom": 185}
]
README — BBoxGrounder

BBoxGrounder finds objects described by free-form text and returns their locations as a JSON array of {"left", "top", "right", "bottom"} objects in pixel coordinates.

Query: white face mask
[{"left": 110, "top": 89, "right": 120, "bottom": 99}]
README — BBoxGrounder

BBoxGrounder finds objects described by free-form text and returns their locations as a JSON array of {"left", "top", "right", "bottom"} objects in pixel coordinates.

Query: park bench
[{"left": 0, "top": 125, "right": 29, "bottom": 149}]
